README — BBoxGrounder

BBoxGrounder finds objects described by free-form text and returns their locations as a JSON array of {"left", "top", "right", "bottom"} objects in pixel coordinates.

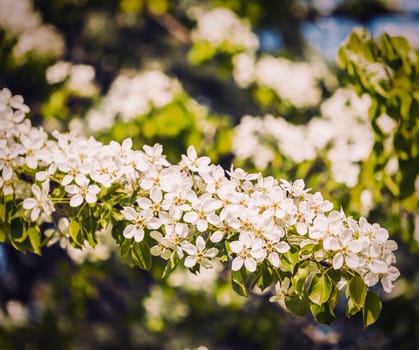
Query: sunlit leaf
[
  {"left": 310, "top": 302, "right": 335, "bottom": 325},
  {"left": 307, "top": 273, "right": 332, "bottom": 305},
  {"left": 285, "top": 293, "right": 310, "bottom": 316},
  {"left": 363, "top": 291, "right": 382, "bottom": 328},
  {"left": 232, "top": 269, "right": 248, "bottom": 297},
  {"left": 348, "top": 275, "right": 367, "bottom": 308}
]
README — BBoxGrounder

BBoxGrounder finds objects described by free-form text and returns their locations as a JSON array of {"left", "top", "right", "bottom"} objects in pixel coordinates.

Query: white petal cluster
[
  {"left": 0, "top": 0, "right": 64, "bottom": 59},
  {"left": 46, "top": 61, "right": 98, "bottom": 96},
  {"left": 22, "top": 181, "right": 55, "bottom": 221},
  {"left": 85, "top": 70, "right": 182, "bottom": 132},
  {"left": 0, "top": 88, "right": 399, "bottom": 293},
  {"left": 233, "top": 53, "right": 324, "bottom": 108},
  {"left": 310, "top": 214, "right": 399, "bottom": 293},
  {"left": 191, "top": 8, "right": 259, "bottom": 53},
  {"left": 233, "top": 88, "right": 376, "bottom": 187}
]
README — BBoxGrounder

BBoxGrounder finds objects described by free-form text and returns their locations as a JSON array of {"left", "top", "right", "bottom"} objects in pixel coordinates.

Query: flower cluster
[
  {"left": 0, "top": 0, "right": 64, "bottom": 59},
  {"left": 84, "top": 70, "right": 182, "bottom": 132},
  {"left": 190, "top": 7, "right": 259, "bottom": 54},
  {"left": 233, "top": 53, "right": 325, "bottom": 108},
  {"left": 46, "top": 61, "right": 98, "bottom": 97},
  {"left": 0, "top": 87, "right": 399, "bottom": 300},
  {"left": 233, "top": 88, "right": 377, "bottom": 187}
]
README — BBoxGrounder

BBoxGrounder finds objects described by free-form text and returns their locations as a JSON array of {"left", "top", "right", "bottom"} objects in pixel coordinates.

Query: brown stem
[{"left": 146, "top": 8, "right": 192, "bottom": 45}]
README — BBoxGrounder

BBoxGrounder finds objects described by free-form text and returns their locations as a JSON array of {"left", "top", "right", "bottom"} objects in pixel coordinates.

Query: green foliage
[{"left": 338, "top": 30, "right": 419, "bottom": 246}]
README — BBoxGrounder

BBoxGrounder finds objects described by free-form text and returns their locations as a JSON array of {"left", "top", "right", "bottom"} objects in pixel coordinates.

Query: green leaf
[
  {"left": 292, "top": 261, "right": 310, "bottom": 295},
  {"left": 348, "top": 275, "right": 367, "bottom": 307},
  {"left": 307, "top": 273, "right": 332, "bottom": 305},
  {"left": 119, "top": 239, "right": 135, "bottom": 267},
  {"left": 69, "top": 219, "right": 84, "bottom": 247},
  {"left": 0, "top": 220, "right": 7, "bottom": 242},
  {"left": 285, "top": 293, "right": 310, "bottom": 316},
  {"left": 363, "top": 291, "right": 382, "bottom": 328},
  {"left": 10, "top": 218, "right": 26, "bottom": 243},
  {"left": 346, "top": 297, "right": 362, "bottom": 318},
  {"left": 161, "top": 252, "right": 177, "bottom": 279},
  {"left": 255, "top": 265, "right": 274, "bottom": 292},
  {"left": 131, "top": 241, "right": 152, "bottom": 271},
  {"left": 310, "top": 302, "right": 336, "bottom": 325},
  {"left": 299, "top": 243, "right": 318, "bottom": 256},
  {"left": 111, "top": 220, "right": 126, "bottom": 243},
  {"left": 188, "top": 41, "right": 215, "bottom": 65},
  {"left": 0, "top": 202, "right": 5, "bottom": 222},
  {"left": 280, "top": 246, "right": 299, "bottom": 273},
  {"left": 27, "top": 226, "right": 41, "bottom": 255},
  {"left": 232, "top": 269, "right": 248, "bottom": 297}
]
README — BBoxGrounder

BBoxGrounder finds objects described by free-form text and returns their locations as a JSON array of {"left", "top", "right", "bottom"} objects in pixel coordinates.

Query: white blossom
[
  {"left": 230, "top": 232, "right": 266, "bottom": 272},
  {"left": 183, "top": 236, "right": 219, "bottom": 269},
  {"left": 191, "top": 8, "right": 258, "bottom": 53},
  {"left": 22, "top": 180, "right": 54, "bottom": 221},
  {"left": 65, "top": 174, "right": 100, "bottom": 207}
]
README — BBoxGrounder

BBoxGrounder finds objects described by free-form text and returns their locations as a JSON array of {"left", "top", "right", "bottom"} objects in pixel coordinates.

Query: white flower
[
  {"left": 46, "top": 61, "right": 71, "bottom": 84},
  {"left": 121, "top": 207, "right": 154, "bottom": 242},
  {"left": 379, "top": 266, "right": 400, "bottom": 293},
  {"left": 180, "top": 145, "right": 211, "bottom": 173},
  {"left": 162, "top": 222, "right": 191, "bottom": 259},
  {"left": 19, "top": 127, "right": 48, "bottom": 169},
  {"left": 233, "top": 52, "right": 256, "bottom": 88},
  {"left": 59, "top": 157, "right": 89, "bottom": 186},
  {"left": 254, "top": 56, "right": 321, "bottom": 108},
  {"left": 293, "top": 201, "right": 316, "bottom": 235},
  {"left": 192, "top": 8, "right": 259, "bottom": 52},
  {"left": 183, "top": 193, "right": 222, "bottom": 232},
  {"left": 44, "top": 217, "right": 70, "bottom": 248},
  {"left": 65, "top": 174, "right": 100, "bottom": 207},
  {"left": 137, "top": 187, "right": 164, "bottom": 216},
  {"left": 140, "top": 165, "right": 163, "bottom": 191},
  {"left": 230, "top": 232, "right": 266, "bottom": 272},
  {"left": 351, "top": 217, "right": 389, "bottom": 246},
  {"left": 280, "top": 179, "right": 309, "bottom": 197},
  {"left": 183, "top": 236, "right": 219, "bottom": 269},
  {"left": 22, "top": 180, "right": 54, "bottom": 221},
  {"left": 262, "top": 228, "right": 290, "bottom": 267},
  {"left": 325, "top": 229, "right": 363, "bottom": 270},
  {"left": 269, "top": 278, "right": 291, "bottom": 305},
  {"left": 162, "top": 185, "right": 196, "bottom": 219},
  {"left": 253, "top": 187, "right": 296, "bottom": 222},
  {"left": 150, "top": 230, "right": 173, "bottom": 260},
  {"left": 89, "top": 155, "right": 117, "bottom": 188},
  {"left": 143, "top": 143, "right": 169, "bottom": 167},
  {"left": 309, "top": 210, "right": 345, "bottom": 243},
  {"left": 201, "top": 164, "right": 230, "bottom": 194},
  {"left": 0, "top": 143, "right": 24, "bottom": 181}
]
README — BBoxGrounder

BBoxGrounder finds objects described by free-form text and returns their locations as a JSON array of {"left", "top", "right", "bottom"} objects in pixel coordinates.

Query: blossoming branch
[{"left": 0, "top": 87, "right": 399, "bottom": 327}]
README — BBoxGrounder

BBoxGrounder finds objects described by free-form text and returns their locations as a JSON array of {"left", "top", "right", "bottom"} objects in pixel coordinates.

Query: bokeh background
[{"left": 1, "top": 0, "right": 418, "bottom": 349}]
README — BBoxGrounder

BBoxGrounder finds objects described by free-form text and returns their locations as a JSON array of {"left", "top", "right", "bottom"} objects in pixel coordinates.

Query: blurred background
[{"left": 0, "top": 0, "right": 418, "bottom": 349}]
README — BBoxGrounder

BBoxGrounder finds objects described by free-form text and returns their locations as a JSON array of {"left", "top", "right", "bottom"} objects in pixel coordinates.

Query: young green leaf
[
  {"left": 346, "top": 297, "right": 362, "bottom": 318},
  {"left": 69, "top": 219, "right": 84, "bottom": 247},
  {"left": 27, "top": 226, "right": 41, "bottom": 255},
  {"left": 232, "top": 269, "right": 248, "bottom": 297},
  {"left": 348, "top": 275, "right": 367, "bottom": 307},
  {"left": 307, "top": 273, "right": 332, "bottom": 305},
  {"left": 363, "top": 291, "right": 382, "bottom": 328},
  {"left": 285, "top": 293, "right": 310, "bottom": 316},
  {"left": 310, "top": 302, "right": 336, "bottom": 325},
  {"left": 131, "top": 241, "right": 152, "bottom": 271}
]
